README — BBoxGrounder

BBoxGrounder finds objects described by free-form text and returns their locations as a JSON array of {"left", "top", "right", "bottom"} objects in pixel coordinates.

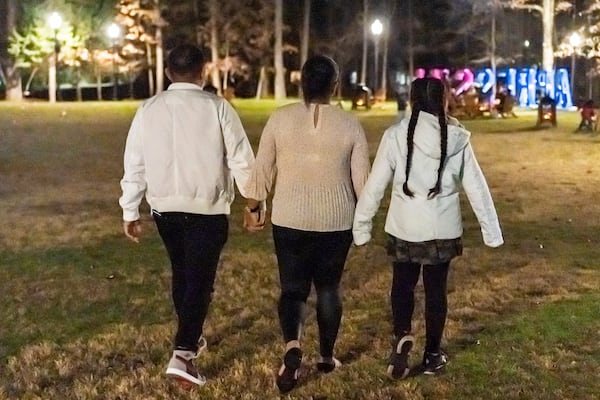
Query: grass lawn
[{"left": 0, "top": 99, "right": 599, "bottom": 399}]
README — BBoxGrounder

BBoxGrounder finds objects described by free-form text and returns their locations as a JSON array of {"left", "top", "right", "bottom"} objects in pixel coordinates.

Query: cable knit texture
[{"left": 245, "top": 102, "right": 370, "bottom": 232}]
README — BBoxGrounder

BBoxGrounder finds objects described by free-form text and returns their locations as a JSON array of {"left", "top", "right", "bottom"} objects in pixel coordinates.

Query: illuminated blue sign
[
  {"left": 476, "top": 67, "right": 573, "bottom": 108},
  {"left": 416, "top": 67, "right": 574, "bottom": 108}
]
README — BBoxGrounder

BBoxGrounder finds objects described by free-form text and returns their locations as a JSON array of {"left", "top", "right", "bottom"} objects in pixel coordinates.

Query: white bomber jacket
[
  {"left": 353, "top": 111, "right": 503, "bottom": 247},
  {"left": 119, "top": 82, "right": 255, "bottom": 221}
]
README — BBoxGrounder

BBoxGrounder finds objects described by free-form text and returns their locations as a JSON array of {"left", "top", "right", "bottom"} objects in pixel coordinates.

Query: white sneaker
[{"left": 165, "top": 350, "right": 206, "bottom": 386}]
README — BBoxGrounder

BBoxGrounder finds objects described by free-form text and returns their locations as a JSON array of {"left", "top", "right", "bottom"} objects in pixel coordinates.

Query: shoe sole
[
  {"left": 317, "top": 357, "right": 341, "bottom": 373},
  {"left": 387, "top": 335, "right": 414, "bottom": 380},
  {"left": 423, "top": 366, "right": 446, "bottom": 375},
  {"left": 171, "top": 376, "right": 197, "bottom": 391},
  {"left": 276, "top": 347, "right": 302, "bottom": 394},
  {"left": 423, "top": 354, "right": 448, "bottom": 375},
  {"left": 166, "top": 367, "right": 206, "bottom": 386}
]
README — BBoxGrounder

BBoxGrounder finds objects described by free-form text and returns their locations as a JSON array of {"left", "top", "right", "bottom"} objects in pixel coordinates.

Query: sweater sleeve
[
  {"left": 461, "top": 143, "right": 504, "bottom": 247},
  {"left": 219, "top": 100, "right": 256, "bottom": 199},
  {"left": 119, "top": 105, "right": 147, "bottom": 222},
  {"left": 352, "top": 129, "right": 396, "bottom": 245},
  {"left": 243, "top": 116, "right": 277, "bottom": 202},
  {"left": 350, "top": 123, "right": 371, "bottom": 200}
]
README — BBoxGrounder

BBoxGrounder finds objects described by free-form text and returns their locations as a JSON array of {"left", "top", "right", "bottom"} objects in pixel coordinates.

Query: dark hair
[
  {"left": 403, "top": 77, "right": 448, "bottom": 199},
  {"left": 167, "top": 44, "right": 205, "bottom": 78},
  {"left": 301, "top": 55, "right": 339, "bottom": 105},
  {"left": 203, "top": 84, "right": 218, "bottom": 94}
]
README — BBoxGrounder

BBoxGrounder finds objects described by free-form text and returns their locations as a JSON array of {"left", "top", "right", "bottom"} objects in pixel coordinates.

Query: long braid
[
  {"left": 403, "top": 108, "right": 420, "bottom": 197},
  {"left": 428, "top": 111, "right": 447, "bottom": 198}
]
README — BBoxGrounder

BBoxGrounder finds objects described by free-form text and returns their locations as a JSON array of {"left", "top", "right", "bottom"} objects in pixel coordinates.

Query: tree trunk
[
  {"left": 301, "top": 0, "right": 310, "bottom": 66},
  {"left": 154, "top": 0, "right": 164, "bottom": 94},
  {"left": 146, "top": 42, "right": 155, "bottom": 96},
  {"left": 542, "top": 0, "right": 555, "bottom": 95},
  {"left": 360, "top": 0, "right": 368, "bottom": 85},
  {"left": 223, "top": 40, "right": 229, "bottom": 90},
  {"left": 76, "top": 67, "right": 83, "bottom": 101},
  {"left": 1, "top": 0, "right": 23, "bottom": 101},
  {"left": 274, "top": 0, "right": 286, "bottom": 100},
  {"left": 156, "top": 26, "right": 164, "bottom": 94},
  {"left": 209, "top": 0, "right": 221, "bottom": 95},
  {"left": 96, "top": 68, "right": 103, "bottom": 100},
  {"left": 490, "top": 8, "right": 497, "bottom": 108},
  {"left": 256, "top": 65, "right": 266, "bottom": 100},
  {"left": 191, "top": 0, "right": 202, "bottom": 46},
  {"left": 510, "top": 0, "right": 555, "bottom": 95},
  {"left": 408, "top": 0, "right": 414, "bottom": 82}
]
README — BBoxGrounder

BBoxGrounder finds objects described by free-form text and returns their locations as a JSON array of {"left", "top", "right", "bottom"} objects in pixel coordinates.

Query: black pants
[
  {"left": 272, "top": 225, "right": 352, "bottom": 358},
  {"left": 391, "top": 261, "right": 450, "bottom": 354},
  {"left": 153, "top": 210, "right": 228, "bottom": 352}
]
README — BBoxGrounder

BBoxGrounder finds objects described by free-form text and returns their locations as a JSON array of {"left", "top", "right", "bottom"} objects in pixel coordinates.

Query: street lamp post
[
  {"left": 48, "top": 12, "right": 62, "bottom": 103},
  {"left": 371, "top": 18, "right": 383, "bottom": 94},
  {"left": 569, "top": 32, "right": 581, "bottom": 101},
  {"left": 107, "top": 23, "right": 121, "bottom": 100}
]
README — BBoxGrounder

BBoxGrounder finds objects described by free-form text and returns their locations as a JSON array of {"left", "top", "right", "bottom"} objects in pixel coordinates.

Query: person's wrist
[{"left": 245, "top": 204, "right": 260, "bottom": 213}]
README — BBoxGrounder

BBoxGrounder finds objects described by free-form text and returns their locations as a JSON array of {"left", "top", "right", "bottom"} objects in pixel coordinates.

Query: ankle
[
  {"left": 173, "top": 349, "right": 196, "bottom": 360},
  {"left": 317, "top": 355, "right": 333, "bottom": 364},
  {"left": 285, "top": 340, "right": 301, "bottom": 352}
]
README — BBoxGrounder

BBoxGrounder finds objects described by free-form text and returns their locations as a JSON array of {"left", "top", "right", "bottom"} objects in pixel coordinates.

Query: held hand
[
  {"left": 123, "top": 220, "right": 143, "bottom": 243},
  {"left": 243, "top": 207, "right": 266, "bottom": 232}
]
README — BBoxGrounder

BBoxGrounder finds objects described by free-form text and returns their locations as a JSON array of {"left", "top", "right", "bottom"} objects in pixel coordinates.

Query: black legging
[
  {"left": 272, "top": 225, "right": 352, "bottom": 358},
  {"left": 391, "top": 261, "right": 450, "bottom": 354}
]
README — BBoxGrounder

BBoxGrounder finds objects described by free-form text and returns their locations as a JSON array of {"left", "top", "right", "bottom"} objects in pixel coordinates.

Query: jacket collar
[{"left": 167, "top": 82, "right": 203, "bottom": 91}]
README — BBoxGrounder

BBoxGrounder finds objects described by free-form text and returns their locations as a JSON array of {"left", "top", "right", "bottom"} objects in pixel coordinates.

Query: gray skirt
[{"left": 386, "top": 235, "right": 463, "bottom": 265}]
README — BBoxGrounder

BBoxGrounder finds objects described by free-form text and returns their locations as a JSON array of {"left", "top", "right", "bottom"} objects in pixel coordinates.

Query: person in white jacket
[
  {"left": 119, "top": 44, "right": 263, "bottom": 388},
  {"left": 353, "top": 77, "right": 503, "bottom": 379}
]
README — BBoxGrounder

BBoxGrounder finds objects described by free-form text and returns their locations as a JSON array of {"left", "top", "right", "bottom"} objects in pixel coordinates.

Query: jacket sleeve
[
  {"left": 352, "top": 130, "right": 395, "bottom": 245},
  {"left": 243, "top": 115, "right": 277, "bottom": 202},
  {"left": 350, "top": 123, "right": 371, "bottom": 199},
  {"left": 119, "top": 106, "right": 147, "bottom": 222},
  {"left": 219, "top": 100, "right": 256, "bottom": 199},
  {"left": 461, "top": 143, "right": 504, "bottom": 247}
]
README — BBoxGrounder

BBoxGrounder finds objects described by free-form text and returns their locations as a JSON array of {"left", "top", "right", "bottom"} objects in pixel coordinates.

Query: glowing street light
[
  {"left": 107, "top": 23, "right": 121, "bottom": 100},
  {"left": 371, "top": 18, "right": 383, "bottom": 93},
  {"left": 48, "top": 12, "right": 62, "bottom": 103},
  {"left": 569, "top": 32, "right": 582, "bottom": 98}
]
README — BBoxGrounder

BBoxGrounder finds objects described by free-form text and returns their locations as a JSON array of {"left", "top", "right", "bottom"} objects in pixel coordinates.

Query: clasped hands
[{"left": 243, "top": 202, "right": 266, "bottom": 232}]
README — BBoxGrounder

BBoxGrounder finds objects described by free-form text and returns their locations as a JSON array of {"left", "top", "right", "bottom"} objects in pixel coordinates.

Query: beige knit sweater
[{"left": 245, "top": 102, "right": 370, "bottom": 232}]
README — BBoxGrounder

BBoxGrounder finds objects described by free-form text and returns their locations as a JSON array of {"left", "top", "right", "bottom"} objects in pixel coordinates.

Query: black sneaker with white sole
[
  {"left": 387, "top": 335, "right": 414, "bottom": 379},
  {"left": 422, "top": 351, "right": 448, "bottom": 375},
  {"left": 276, "top": 347, "right": 303, "bottom": 394}
]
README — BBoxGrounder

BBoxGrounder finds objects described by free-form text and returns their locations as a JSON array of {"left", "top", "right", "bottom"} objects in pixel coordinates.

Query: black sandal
[{"left": 276, "top": 347, "right": 302, "bottom": 394}]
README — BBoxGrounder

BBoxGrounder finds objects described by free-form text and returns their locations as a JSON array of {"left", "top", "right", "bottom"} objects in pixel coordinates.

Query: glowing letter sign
[{"left": 413, "top": 66, "right": 573, "bottom": 108}]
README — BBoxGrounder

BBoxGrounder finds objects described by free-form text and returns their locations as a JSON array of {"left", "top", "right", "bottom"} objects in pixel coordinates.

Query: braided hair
[{"left": 402, "top": 77, "right": 449, "bottom": 199}]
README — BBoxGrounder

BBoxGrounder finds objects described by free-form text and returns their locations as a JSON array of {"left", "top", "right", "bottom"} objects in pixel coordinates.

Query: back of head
[
  {"left": 404, "top": 77, "right": 448, "bottom": 199},
  {"left": 167, "top": 44, "right": 205, "bottom": 81},
  {"left": 301, "top": 55, "right": 339, "bottom": 105},
  {"left": 410, "top": 77, "right": 446, "bottom": 115}
]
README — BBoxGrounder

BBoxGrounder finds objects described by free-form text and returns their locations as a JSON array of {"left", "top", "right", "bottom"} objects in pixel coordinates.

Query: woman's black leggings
[
  {"left": 391, "top": 261, "right": 450, "bottom": 354},
  {"left": 272, "top": 225, "right": 352, "bottom": 358}
]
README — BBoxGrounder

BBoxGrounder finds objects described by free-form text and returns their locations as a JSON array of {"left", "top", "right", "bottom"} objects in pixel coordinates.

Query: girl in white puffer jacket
[{"left": 353, "top": 77, "right": 503, "bottom": 379}]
